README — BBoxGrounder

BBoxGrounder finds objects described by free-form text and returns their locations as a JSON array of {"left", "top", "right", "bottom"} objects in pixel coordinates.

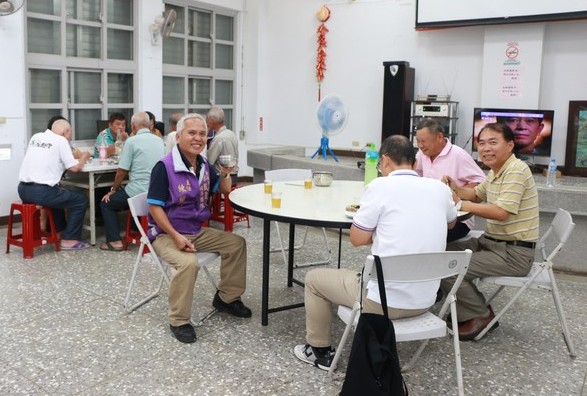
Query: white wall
[
  {"left": 138, "top": 1, "right": 165, "bottom": 119},
  {"left": 243, "top": 0, "right": 587, "bottom": 169},
  {"left": 247, "top": 0, "right": 487, "bottom": 151}
]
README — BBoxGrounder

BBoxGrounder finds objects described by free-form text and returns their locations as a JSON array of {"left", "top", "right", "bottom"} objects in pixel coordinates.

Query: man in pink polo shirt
[{"left": 415, "top": 118, "right": 486, "bottom": 242}]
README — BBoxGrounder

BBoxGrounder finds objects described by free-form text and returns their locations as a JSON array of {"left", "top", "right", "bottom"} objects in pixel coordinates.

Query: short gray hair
[
  {"left": 168, "top": 112, "right": 183, "bottom": 129},
  {"left": 380, "top": 135, "right": 415, "bottom": 166},
  {"left": 416, "top": 118, "right": 445, "bottom": 135},
  {"left": 51, "top": 119, "right": 71, "bottom": 136},
  {"left": 131, "top": 112, "right": 150, "bottom": 129},
  {"left": 206, "top": 106, "right": 225, "bottom": 124},
  {"left": 177, "top": 113, "right": 207, "bottom": 134}
]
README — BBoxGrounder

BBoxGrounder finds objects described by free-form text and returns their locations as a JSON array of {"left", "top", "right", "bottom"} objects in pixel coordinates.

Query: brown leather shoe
[{"left": 456, "top": 306, "right": 499, "bottom": 341}]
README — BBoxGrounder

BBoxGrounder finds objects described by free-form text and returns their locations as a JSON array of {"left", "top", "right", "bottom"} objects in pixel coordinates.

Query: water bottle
[
  {"left": 546, "top": 158, "right": 557, "bottom": 187},
  {"left": 364, "top": 143, "right": 378, "bottom": 185},
  {"left": 98, "top": 131, "right": 108, "bottom": 160},
  {"left": 114, "top": 131, "right": 124, "bottom": 156}
]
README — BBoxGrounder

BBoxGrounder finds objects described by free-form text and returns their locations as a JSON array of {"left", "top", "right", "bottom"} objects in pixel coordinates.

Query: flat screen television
[{"left": 472, "top": 108, "right": 554, "bottom": 158}]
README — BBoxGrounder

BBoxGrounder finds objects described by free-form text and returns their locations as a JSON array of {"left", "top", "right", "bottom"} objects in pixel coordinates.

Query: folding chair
[
  {"left": 329, "top": 250, "right": 473, "bottom": 396},
  {"left": 264, "top": 169, "right": 332, "bottom": 268},
  {"left": 474, "top": 208, "right": 577, "bottom": 356},
  {"left": 124, "top": 192, "right": 220, "bottom": 326}
]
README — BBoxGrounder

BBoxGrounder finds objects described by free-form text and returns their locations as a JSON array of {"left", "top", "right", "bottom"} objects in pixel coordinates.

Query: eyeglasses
[{"left": 376, "top": 155, "right": 386, "bottom": 173}]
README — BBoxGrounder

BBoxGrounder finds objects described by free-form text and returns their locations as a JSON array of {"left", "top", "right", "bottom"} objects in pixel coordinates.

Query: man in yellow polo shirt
[{"left": 441, "top": 122, "right": 539, "bottom": 341}]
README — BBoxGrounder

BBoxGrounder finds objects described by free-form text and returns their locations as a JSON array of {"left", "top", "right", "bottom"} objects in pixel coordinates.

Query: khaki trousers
[
  {"left": 440, "top": 235, "right": 534, "bottom": 321},
  {"left": 153, "top": 227, "right": 247, "bottom": 326},
  {"left": 305, "top": 268, "right": 429, "bottom": 348}
]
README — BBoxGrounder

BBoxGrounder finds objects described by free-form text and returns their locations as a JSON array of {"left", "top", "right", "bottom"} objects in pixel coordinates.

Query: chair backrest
[
  {"left": 362, "top": 250, "right": 472, "bottom": 284},
  {"left": 361, "top": 250, "right": 472, "bottom": 318},
  {"left": 538, "top": 208, "right": 575, "bottom": 262},
  {"left": 127, "top": 192, "right": 150, "bottom": 240},
  {"left": 265, "top": 168, "right": 312, "bottom": 182}
]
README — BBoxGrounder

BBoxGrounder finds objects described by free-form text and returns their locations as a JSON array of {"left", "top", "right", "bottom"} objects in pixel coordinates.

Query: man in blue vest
[{"left": 146, "top": 113, "right": 251, "bottom": 343}]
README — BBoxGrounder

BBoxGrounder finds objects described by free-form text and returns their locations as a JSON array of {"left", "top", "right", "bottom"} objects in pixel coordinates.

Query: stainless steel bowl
[
  {"left": 312, "top": 171, "right": 333, "bottom": 187},
  {"left": 218, "top": 154, "right": 237, "bottom": 167}
]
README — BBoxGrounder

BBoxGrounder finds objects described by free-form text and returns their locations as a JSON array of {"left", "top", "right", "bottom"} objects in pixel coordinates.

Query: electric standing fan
[{"left": 311, "top": 94, "right": 348, "bottom": 162}]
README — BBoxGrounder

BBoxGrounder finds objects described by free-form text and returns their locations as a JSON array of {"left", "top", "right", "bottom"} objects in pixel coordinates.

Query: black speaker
[{"left": 381, "top": 61, "right": 415, "bottom": 141}]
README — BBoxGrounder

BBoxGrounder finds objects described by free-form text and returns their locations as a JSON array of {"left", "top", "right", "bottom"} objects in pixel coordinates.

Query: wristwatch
[
  {"left": 110, "top": 186, "right": 117, "bottom": 193},
  {"left": 454, "top": 199, "right": 462, "bottom": 211}
]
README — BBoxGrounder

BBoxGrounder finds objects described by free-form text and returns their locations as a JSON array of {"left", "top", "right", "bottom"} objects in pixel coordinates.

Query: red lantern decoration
[{"left": 316, "top": 6, "right": 330, "bottom": 101}]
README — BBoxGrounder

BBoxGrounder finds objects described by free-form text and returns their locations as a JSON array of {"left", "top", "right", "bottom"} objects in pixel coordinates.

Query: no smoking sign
[{"left": 506, "top": 45, "right": 519, "bottom": 60}]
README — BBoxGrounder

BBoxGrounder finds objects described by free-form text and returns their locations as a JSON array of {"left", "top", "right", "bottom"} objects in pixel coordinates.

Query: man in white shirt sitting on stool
[{"left": 18, "top": 119, "right": 91, "bottom": 250}]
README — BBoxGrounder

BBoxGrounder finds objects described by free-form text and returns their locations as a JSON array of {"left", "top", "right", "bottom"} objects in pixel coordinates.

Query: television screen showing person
[
  {"left": 472, "top": 109, "right": 553, "bottom": 157},
  {"left": 498, "top": 115, "right": 547, "bottom": 155}
]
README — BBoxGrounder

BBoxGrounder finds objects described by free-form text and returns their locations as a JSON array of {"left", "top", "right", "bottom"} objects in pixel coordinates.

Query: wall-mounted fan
[
  {"left": 149, "top": 9, "right": 177, "bottom": 45},
  {"left": 311, "top": 94, "right": 348, "bottom": 162},
  {"left": 0, "top": 0, "right": 24, "bottom": 16}
]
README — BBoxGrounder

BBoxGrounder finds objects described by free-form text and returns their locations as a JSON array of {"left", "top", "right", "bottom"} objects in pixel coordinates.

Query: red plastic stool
[
  {"left": 6, "top": 202, "right": 60, "bottom": 259},
  {"left": 123, "top": 212, "right": 150, "bottom": 254},
  {"left": 209, "top": 186, "right": 250, "bottom": 232}
]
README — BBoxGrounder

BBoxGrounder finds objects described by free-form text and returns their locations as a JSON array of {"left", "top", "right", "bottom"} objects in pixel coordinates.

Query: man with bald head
[
  {"left": 99, "top": 112, "right": 164, "bottom": 251},
  {"left": 18, "top": 119, "right": 92, "bottom": 249}
]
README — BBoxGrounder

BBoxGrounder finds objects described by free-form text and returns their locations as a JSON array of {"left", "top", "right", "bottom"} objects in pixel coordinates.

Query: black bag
[{"left": 340, "top": 255, "right": 408, "bottom": 396}]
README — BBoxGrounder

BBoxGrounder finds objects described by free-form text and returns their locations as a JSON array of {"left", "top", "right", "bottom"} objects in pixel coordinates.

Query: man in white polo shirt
[
  {"left": 293, "top": 135, "right": 458, "bottom": 371},
  {"left": 18, "top": 119, "right": 91, "bottom": 250}
]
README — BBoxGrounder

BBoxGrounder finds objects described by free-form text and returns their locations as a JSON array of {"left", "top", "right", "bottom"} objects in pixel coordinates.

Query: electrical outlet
[
  {"left": 352, "top": 141, "right": 360, "bottom": 147},
  {"left": 0, "top": 117, "right": 7, "bottom": 124},
  {"left": 239, "top": 130, "right": 246, "bottom": 140}
]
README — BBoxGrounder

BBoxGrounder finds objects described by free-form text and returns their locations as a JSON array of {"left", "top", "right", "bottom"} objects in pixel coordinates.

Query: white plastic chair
[
  {"left": 264, "top": 169, "right": 332, "bottom": 268},
  {"left": 124, "top": 192, "right": 220, "bottom": 326},
  {"left": 474, "top": 208, "right": 577, "bottom": 356},
  {"left": 329, "top": 250, "right": 472, "bottom": 396}
]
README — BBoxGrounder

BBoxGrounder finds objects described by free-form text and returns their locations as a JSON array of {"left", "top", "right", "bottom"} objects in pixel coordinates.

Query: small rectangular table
[{"left": 60, "top": 159, "right": 119, "bottom": 245}]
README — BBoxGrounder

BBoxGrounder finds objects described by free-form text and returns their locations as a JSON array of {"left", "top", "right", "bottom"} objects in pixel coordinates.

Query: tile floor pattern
[{"left": 1, "top": 215, "right": 587, "bottom": 395}]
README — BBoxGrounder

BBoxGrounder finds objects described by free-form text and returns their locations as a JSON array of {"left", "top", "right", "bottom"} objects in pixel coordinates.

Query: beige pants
[
  {"left": 441, "top": 235, "right": 534, "bottom": 321},
  {"left": 153, "top": 227, "right": 247, "bottom": 326},
  {"left": 305, "top": 268, "right": 429, "bottom": 348}
]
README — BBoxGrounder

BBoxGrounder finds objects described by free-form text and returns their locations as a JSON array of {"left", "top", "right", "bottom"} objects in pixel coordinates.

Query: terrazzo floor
[{"left": 1, "top": 214, "right": 586, "bottom": 395}]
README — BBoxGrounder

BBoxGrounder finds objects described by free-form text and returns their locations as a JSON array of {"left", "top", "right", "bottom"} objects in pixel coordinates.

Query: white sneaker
[{"left": 293, "top": 344, "right": 336, "bottom": 371}]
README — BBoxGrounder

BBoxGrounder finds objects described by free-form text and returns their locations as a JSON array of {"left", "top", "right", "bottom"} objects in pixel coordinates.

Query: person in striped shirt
[{"left": 441, "top": 122, "right": 539, "bottom": 341}]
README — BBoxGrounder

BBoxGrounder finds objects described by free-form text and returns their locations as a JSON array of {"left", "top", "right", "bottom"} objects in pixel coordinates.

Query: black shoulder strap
[{"left": 373, "top": 255, "right": 389, "bottom": 317}]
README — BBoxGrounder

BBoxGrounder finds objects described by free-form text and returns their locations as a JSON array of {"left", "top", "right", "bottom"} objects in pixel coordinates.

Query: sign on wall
[{"left": 481, "top": 24, "right": 545, "bottom": 109}]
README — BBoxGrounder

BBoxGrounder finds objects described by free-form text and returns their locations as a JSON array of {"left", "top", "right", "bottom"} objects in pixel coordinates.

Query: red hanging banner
[{"left": 316, "top": 6, "right": 330, "bottom": 101}]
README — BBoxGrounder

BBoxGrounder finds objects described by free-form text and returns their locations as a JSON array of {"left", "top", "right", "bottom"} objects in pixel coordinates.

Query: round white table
[
  {"left": 230, "top": 180, "right": 363, "bottom": 325},
  {"left": 230, "top": 180, "right": 470, "bottom": 326}
]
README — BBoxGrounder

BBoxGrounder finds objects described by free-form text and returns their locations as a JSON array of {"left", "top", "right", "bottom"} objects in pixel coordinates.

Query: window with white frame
[
  {"left": 26, "top": 0, "right": 135, "bottom": 140},
  {"left": 162, "top": 2, "right": 236, "bottom": 131}
]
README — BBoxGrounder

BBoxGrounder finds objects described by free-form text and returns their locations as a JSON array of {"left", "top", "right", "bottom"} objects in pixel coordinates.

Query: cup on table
[
  {"left": 304, "top": 178, "right": 313, "bottom": 189},
  {"left": 264, "top": 180, "right": 273, "bottom": 194},
  {"left": 271, "top": 191, "right": 282, "bottom": 208}
]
